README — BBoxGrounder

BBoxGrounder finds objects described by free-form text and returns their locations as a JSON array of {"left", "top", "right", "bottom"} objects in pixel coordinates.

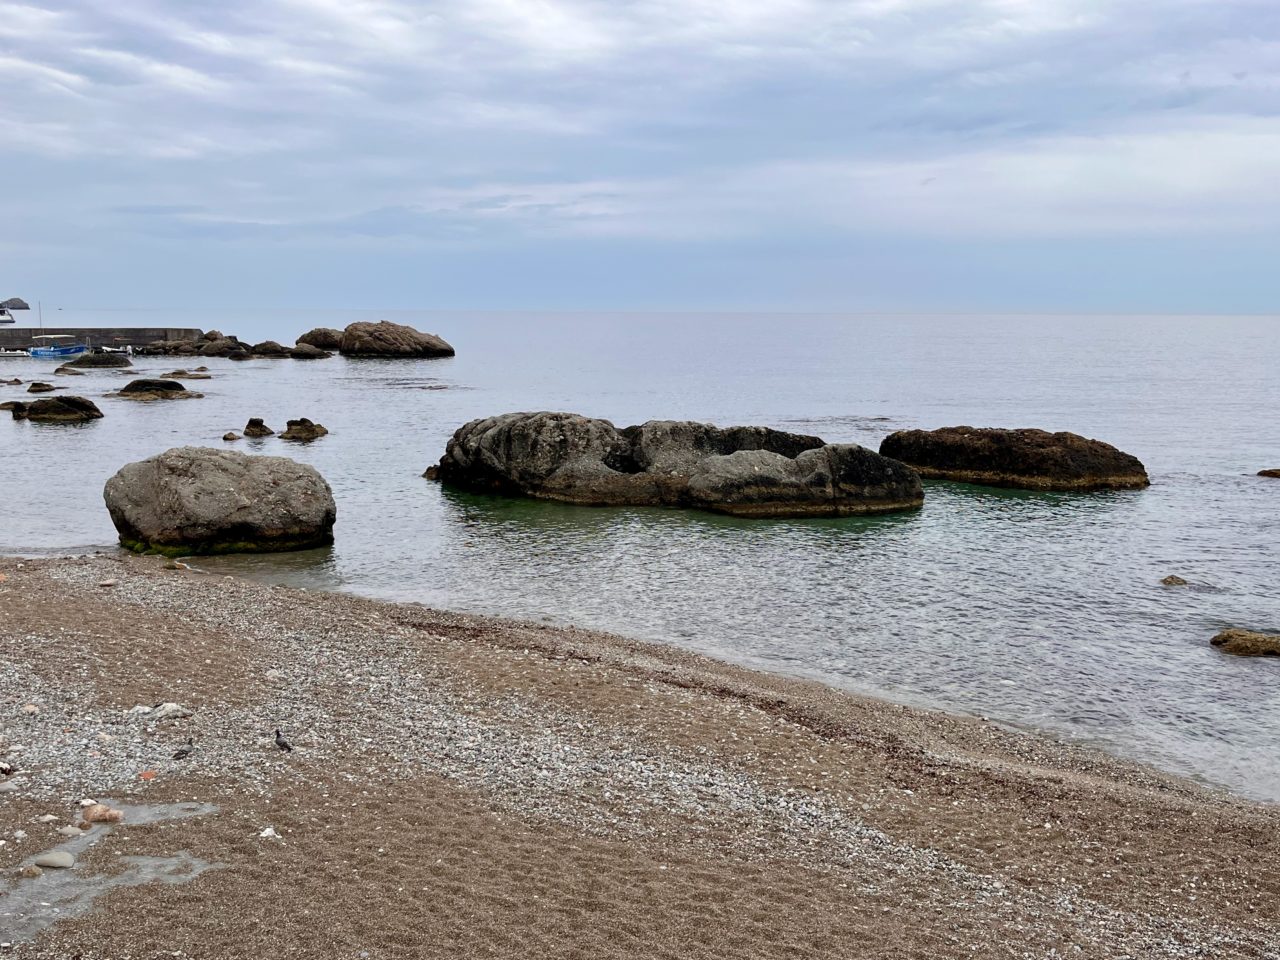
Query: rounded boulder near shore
[
  {"left": 878, "top": 426, "right": 1149, "bottom": 492},
  {"left": 431, "top": 411, "right": 923, "bottom": 518},
  {"left": 103, "top": 446, "right": 337, "bottom": 555}
]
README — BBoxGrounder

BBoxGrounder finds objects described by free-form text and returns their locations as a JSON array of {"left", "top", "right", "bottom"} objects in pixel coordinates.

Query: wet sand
[{"left": 1, "top": 554, "right": 1277, "bottom": 958}]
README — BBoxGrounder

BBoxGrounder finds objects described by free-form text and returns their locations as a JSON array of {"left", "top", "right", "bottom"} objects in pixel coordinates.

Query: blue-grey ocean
[{"left": 2, "top": 311, "right": 1277, "bottom": 801}]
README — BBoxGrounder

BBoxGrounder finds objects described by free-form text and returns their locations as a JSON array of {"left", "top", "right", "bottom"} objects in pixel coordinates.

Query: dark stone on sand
[
  {"left": 432, "top": 411, "right": 923, "bottom": 518},
  {"left": 338, "top": 320, "right": 454, "bottom": 358},
  {"left": 243, "top": 418, "right": 274, "bottom": 438},
  {"left": 67, "top": 352, "right": 132, "bottom": 368},
  {"left": 10, "top": 396, "right": 104, "bottom": 423},
  {"left": 878, "top": 426, "right": 1149, "bottom": 492},
  {"left": 297, "top": 327, "right": 344, "bottom": 350},
  {"left": 279, "top": 418, "right": 329, "bottom": 442},
  {"left": 103, "top": 446, "right": 336, "bottom": 555},
  {"left": 1211, "top": 629, "right": 1280, "bottom": 658}
]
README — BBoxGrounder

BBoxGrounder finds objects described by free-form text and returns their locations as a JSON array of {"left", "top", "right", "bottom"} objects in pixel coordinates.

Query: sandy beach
[{"left": 1, "top": 553, "right": 1277, "bottom": 958}]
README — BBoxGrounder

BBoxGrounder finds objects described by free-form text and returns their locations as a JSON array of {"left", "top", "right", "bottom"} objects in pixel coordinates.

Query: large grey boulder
[
  {"left": 339, "top": 321, "right": 454, "bottom": 358},
  {"left": 879, "top": 426, "right": 1149, "bottom": 492},
  {"left": 104, "top": 447, "right": 336, "bottom": 555},
  {"left": 297, "top": 327, "right": 344, "bottom": 350},
  {"left": 430, "top": 412, "right": 922, "bottom": 518}
]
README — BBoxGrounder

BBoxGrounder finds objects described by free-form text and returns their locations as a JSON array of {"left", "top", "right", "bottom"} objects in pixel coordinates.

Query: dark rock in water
[
  {"left": 0, "top": 400, "right": 20, "bottom": 410},
  {"left": 27, "top": 382, "right": 57, "bottom": 393},
  {"left": 67, "top": 352, "right": 132, "bottom": 368},
  {"left": 3, "top": 378, "right": 20, "bottom": 385},
  {"left": 223, "top": 432, "right": 240, "bottom": 442},
  {"left": 243, "top": 417, "right": 274, "bottom": 438},
  {"left": 1259, "top": 469, "right": 1280, "bottom": 479},
  {"left": 280, "top": 418, "right": 329, "bottom": 441},
  {"left": 290, "top": 342, "right": 331, "bottom": 360},
  {"left": 162, "top": 369, "right": 211, "bottom": 380},
  {"left": 103, "top": 446, "right": 336, "bottom": 555},
  {"left": 53, "top": 364, "right": 84, "bottom": 376},
  {"left": 432, "top": 412, "right": 923, "bottom": 518},
  {"left": 1211, "top": 629, "right": 1280, "bottom": 658},
  {"left": 199, "top": 337, "right": 240, "bottom": 357},
  {"left": 1160, "top": 575, "right": 1189, "bottom": 586},
  {"left": 297, "top": 327, "right": 344, "bottom": 350},
  {"left": 339, "top": 320, "right": 454, "bottom": 358},
  {"left": 878, "top": 426, "right": 1149, "bottom": 492},
  {"left": 251, "top": 340, "right": 291, "bottom": 358},
  {"left": 228, "top": 348, "right": 252, "bottom": 361},
  {"left": 116, "top": 379, "right": 196, "bottom": 401},
  {"left": 10, "top": 396, "right": 104, "bottom": 423},
  {"left": 137, "top": 339, "right": 200, "bottom": 357}
]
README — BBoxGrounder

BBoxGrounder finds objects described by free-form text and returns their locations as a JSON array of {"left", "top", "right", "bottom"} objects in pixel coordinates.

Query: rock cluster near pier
[
  {"left": 103, "top": 446, "right": 336, "bottom": 555},
  {"left": 337, "top": 320, "right": 454, "bottom": 358},
  {"left": 878, "top": 426, "right": 1149, "bottom": 492},
  {"left": 431, "top": 412, "right": 923, "bottom": 518},
  {"left": 136, "top": 320, "right": 453, "bottom": 360}
]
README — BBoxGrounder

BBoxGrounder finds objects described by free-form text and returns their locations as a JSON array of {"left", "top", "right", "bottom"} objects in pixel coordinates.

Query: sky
[{"left": 1, "top": 0, "right": 1278, "bottom": 312}]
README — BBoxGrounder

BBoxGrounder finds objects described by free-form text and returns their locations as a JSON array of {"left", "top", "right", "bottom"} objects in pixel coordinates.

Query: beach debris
[
  {"left": 274, "top": 729, "right": 293, "bottom": 753},
  {"left": 127, "top": 702, "right": 193, "bottom": 721},
  {"left": 33, "top": 851, "right": 74, "bottom": 869},
  {"left": 172, "top": 737, "right": 194, "bottom": 760},
  {"left": 21, "top": 704, "right": 39, "bottom": 715},
  {"left": 258, "top": 826, "right": 283, "bottom": 841},
  {"left": 19, "top": 865, "right": 42, "bottom": 878},
  {"left": 57, "top": 826, "right": 82, "bottom": 838},
  {"left": 1160, "top": 575, "right": 1189, "bottom": 586},
  {"left": 83, "top": 803, "right": 124, "bottom": 824},
  {"left": 139, "top": 770, "right": 157, "bottom": 781},
  {"left": 36, "top": 814, "right": 58, "bottom": 823}
]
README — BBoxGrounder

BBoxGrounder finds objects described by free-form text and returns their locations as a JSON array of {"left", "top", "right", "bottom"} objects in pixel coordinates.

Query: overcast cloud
[{"left": 1, "top": 0, "right": 1277, "bottom": 310}]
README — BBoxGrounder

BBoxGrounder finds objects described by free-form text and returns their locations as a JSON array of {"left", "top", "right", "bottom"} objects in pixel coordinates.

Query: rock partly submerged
[
  {"left": 431, "top": 412, "right": 924, "bottom": 518},
  {"left": 1211, "top": 629, "right": 1280, "bottom": 658},
  {"left": 114, "top": 379, "right": 201, "bottom": 401},
  {"left": 878, "top": 426, "right": 1149, "bottom": 492},
  {"left": 243, "top": 418, "right": 274, "bottom": 438},
  {"left": 9, "top": 396, "right": 104, "bottom": 423},
  {"left": 338, "top": 320, "right": 454, "bottom": 358},
  {"left": 289, "top": 342, "right": 331, "bottom": 360},
  {"left": 66, "top": 352, "right": 132, "bottom": 368},
  {"left": 279, "top": 418, "right": 328, "bottom": 442},
  {"left": 1259, "top": 469, "right": 1280, "bottom": 479},
  {"left": 104, "top": 446, "right": 336, "bottom": 555}
]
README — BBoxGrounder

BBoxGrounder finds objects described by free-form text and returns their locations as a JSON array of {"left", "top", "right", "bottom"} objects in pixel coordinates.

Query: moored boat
[{"left": 29, "top": 335, "right": 88, "bottom": 360}]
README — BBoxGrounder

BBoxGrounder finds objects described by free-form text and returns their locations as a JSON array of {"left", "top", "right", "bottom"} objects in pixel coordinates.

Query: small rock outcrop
[
  {"left": 279, "top": 418, "right": 329, "bottom": 442},
  {"left": 53, "top": 364, "right": 84, "bottom": 376},
  {"left": 26, "top": 382, "right": 56, "bottom": 393},
  {"left": 289, "top": 342, "right": 331, "bottom": 360},
  {"left": 432, "top": 412, "right": 923, "bottom": 518},
  {"left": 1259, "top": 469, "right": 1280, "bottom": 479},
  {"left": 1160, "top": 575, "right": 1189, "bottom": 586},
  {"left": 9, "top": 396, "right": 104, "bottom": 423},
  {"left": 339, "top": 320, "right": 454, "bottom": 358},
  {"left": 67, "top": 352, "right": 132, "bottom": 368},
  {"left": 243, "top": 418, "right": 274, "bottom": 438},
  {"left": 878, "top": 427, "right": 1149, "bottom": 492},
  {"left": 297, "top": 327, "right": 344, "bottom": 350},
  {"left": 114, "top": 379, "right": 199, "bottom": 401},
  {"left": 199, "top": 337, "right": 242, "bottom": 357},
  {"left": 1211, "top": 629, "right": 1280, "bottom": 658},
  {"left": 162, "top": 369, "right": 212, "bottom": 380},
  {"left": 103, "top": 446, "right": 337, "bottom": 555},
  {"left": 251, "top": 340, "right": 291, "bottom": 358},
  {"left": 223, "top": 432, "right": 240, "bottom": 442}
]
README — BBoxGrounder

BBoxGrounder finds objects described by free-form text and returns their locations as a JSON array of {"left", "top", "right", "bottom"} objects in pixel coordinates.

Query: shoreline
[{"left": 2, "top": 553, "right": 1278, "bottom": 957}]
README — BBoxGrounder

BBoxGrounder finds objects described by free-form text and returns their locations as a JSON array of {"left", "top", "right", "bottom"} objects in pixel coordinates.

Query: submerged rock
[
  {"left": 26, "top": 382, "right": 56, "bottom": 393},
  {"left": 53, "top": 364, "right": 84, "bottom": 376},
  {"left": 243, "top": 417, "right": 274, "bottom": 438},
  {"left": 1160, "top": 575, "right": 1189, "bottom": 586},
  {"left": 297, "top": 327, "right": 344, "bottom": 350},
  {"left": 116, "top": 379, "right": 200, "bottom": 401},
  {"left": 339, "top": 320, "right": 454, "bottom": 358},
  {"left": 1259, "top": 469, "right": 1280, "bottom": 479},
  {"left": 223, "top": 432, "right": 240, "bottom": 442},
  {"left": 878, "top": 426, "right": 1149, "bottom": 492},
  {"left": 432, "top": 412, "right": 923, "bottom": 518},
  {"left": 103, "top": 446, "right": 336, "bottom": 555},
  {"left": 279, "top": 418, "right": 328, "bottom": 442},
  {"left": 1211, "top": 629, "right": 1280, "bottom": 658},
  {"left": 67, "top": 352, "right": 132, "bottom": 368},
  {"left": 10, "top": 396, "right": 104, "bottom": 423}
]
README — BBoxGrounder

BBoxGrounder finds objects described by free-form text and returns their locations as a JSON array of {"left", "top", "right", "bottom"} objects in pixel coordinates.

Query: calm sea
[{"left": 2, "top": 310, "right": 1277, "bottom": 800}]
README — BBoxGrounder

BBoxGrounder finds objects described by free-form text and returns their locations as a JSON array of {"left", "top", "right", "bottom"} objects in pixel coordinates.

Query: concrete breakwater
[{"left": 0, "top": 327, "right": 203, "bottom": 349}]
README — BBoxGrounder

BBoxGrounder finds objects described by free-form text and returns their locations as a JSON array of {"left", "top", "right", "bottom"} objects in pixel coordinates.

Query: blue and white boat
[{"left": 29, "top": 335, "right": 88, "bottom": 360}]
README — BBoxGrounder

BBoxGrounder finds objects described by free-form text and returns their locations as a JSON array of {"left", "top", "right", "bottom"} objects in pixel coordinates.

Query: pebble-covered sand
[{"left": 1, "top": 554, "right": 1278, "bottom": 958}]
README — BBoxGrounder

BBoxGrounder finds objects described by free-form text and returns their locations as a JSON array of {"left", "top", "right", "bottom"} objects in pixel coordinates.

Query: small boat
[
  {"left": 29, "top": 334, "right": 88, "bottom": 360},
  {"left": 0, "top": 348, "right": 27, "bottom": 358},
  {"left": 0, "top": 308, "right": 15, "bottom": 324}
]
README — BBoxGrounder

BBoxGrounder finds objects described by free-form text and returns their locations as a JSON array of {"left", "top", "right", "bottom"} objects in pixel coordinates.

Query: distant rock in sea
[
  {"left": 1259, "top": 468, "right": 1280, "bottom": 479},
  {"left": 338, "top": 320, "right": 454, "bottom": 358},
  {"left": 114, "top": 379, "right": 201, "bottom": 401},
  {"left": 243, "top": 417, "right": 274, "bottom": 437},
  {"left": 67, "top": 352, "right": 132, "bottom": 368},
  {"left": 878, "top": 426, "right": 1149, "bottom": 492},
  {"left": 103, "top": 446, "right": 336, "bottom": 554},
  {"left": 280, "top": 418, "right": 329, "bottom": 442},
  {"left": 251, "top": 340, "right": 291, "bottom": 358},
  {"left": 297, "top": 327, "right": 344, "bottom": 350},
  {"left": 431, "top": 412, "right": 923, "bottom": 518},
  {"left": 289, "top": 342, "right": 331, "bottom": 360},
  {"left": 26, "top": 381, "right": 57, "bottom": 393}
]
